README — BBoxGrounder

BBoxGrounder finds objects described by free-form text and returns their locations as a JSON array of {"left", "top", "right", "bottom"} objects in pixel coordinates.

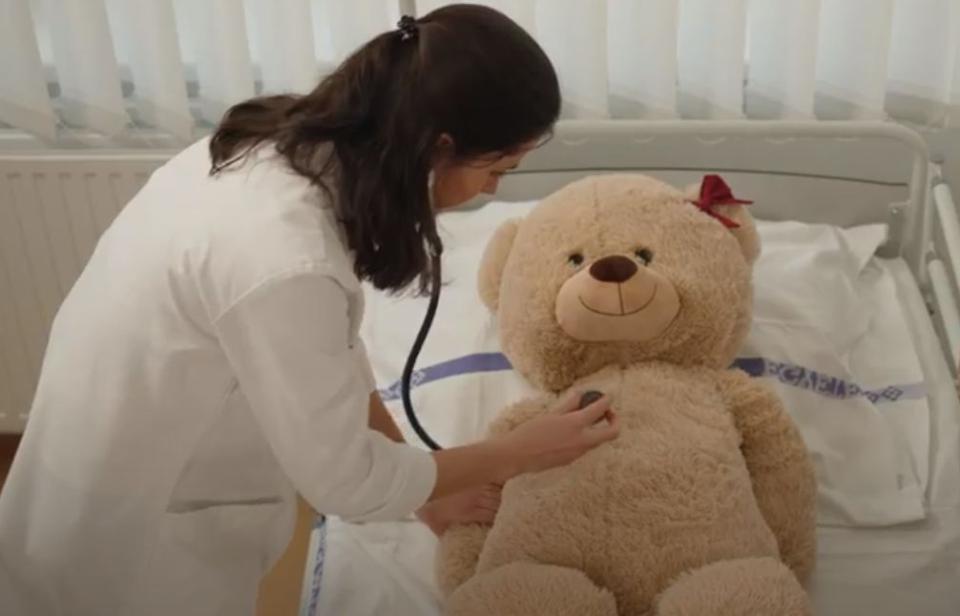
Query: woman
[{"left": 0, "top": 5, "right": 618, "bottom": 615}]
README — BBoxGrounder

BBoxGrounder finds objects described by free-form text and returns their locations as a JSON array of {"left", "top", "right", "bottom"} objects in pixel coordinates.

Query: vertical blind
[{"left": 2, "top": 0, "right": 959, "bottom": 145}]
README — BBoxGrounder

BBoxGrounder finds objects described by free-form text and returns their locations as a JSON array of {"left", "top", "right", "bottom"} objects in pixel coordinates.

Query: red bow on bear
[{"left": 690, "top": 174, "right": 753, "bottom": 229}]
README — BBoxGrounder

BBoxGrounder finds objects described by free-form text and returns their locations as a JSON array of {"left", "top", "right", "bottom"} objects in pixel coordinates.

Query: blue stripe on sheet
[
  {"left": 378, "top": 353, "right": 927, "bottom": 405},
  {"left": 378, "top": 352, "right": 511, "bottom": 402},
  {"left": 302, "top": 516, "right": 327, "bottom": 616}
]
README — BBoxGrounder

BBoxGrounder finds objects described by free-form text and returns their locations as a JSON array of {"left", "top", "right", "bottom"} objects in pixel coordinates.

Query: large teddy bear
[{"left": 436, "top": 174, "right": 817, "bottom": 615}]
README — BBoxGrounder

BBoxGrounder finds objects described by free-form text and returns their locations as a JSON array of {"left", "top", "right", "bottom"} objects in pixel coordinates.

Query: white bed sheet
[
  {"left": 301, "top": 257, "right": 960, "bottom": 616},
  {"left": 363, "top": 209, "right": 930, "bottom": 528}
]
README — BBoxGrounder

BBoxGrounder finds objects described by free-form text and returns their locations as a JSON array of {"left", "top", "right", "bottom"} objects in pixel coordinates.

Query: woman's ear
[
  {"left": 683, "top": 178, "right": 761, "bottom": 265},
  {"left": 433, "top": 133, "right": 455, "bottom": 162},
  {"left": 478, "top": 219, "right": 521, "bottom": 311}
]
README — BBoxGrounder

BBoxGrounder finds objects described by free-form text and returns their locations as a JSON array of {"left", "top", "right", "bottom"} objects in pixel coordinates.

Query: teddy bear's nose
[{"left": 589, "top": 255, "right": 638, "bottom": 283}]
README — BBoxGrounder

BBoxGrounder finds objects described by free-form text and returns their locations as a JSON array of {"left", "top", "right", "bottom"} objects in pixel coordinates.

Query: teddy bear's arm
[
  {"left": 718, "top": 370, "right": 817, "bottom": 582},
  {"left": 435, "top": 395, "right": 554, "bottom": 596}
]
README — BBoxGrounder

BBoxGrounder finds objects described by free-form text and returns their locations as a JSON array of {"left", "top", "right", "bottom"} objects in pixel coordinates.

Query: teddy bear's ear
[
  {"left": 478, "top": 219, "right": 521, "bottom": 311},
  {"left": 683, "top": 178, "right": 761, "bottom": 265}
]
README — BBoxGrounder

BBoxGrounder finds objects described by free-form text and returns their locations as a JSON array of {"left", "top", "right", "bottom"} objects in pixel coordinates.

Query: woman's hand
[
  {"left": 493, "top": 393, "right": 619, "bottom": 480},
  {"left": 426, "top": 393, "right": 618, "bottom": 503},
  {"left": 417, "top": 483, "right": 502, "bottom": 536}
]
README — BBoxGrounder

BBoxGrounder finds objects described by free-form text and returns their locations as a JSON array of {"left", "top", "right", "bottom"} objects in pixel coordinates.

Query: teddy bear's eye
[
  {"left": 634, "top": 249, "right": 654, "bottom": 265},
  {"left": 568, "top": 253, "right": 585, "bottom": 267}
]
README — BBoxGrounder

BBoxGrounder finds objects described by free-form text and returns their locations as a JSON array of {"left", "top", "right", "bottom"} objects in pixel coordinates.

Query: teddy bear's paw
[
  {"left": 655, "top": 557, "right": 810, "bottom": 616},
  {"left": 445, "top": 562, "right": 618, "bottom": 616}
]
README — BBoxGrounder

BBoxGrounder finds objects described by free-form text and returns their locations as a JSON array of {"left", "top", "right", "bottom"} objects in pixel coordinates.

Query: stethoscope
[
  {"left": 398, "top": 175, "right": 602, "bottom": 451},
  {"left": 400, "top": 247, "right": 444, "bottom": 450},
  {"left": 401, "top": 172, "right": 445, "bottom": 450},
  {"left": 397, "top": 234, "right": 603, "bottom": 450}
]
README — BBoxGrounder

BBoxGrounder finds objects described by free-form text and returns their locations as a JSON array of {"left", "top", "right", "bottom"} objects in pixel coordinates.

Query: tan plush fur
[{"left": 439, "top": 175, "right": 816, "bottom": 615}]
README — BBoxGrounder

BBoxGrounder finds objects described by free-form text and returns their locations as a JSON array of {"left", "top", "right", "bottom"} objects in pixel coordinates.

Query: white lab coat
[{"left": 0, "top": 139, "right": 437, "bottom": 616}]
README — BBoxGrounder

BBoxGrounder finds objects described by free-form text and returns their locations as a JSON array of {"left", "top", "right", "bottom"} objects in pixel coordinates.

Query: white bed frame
[
  {"left": 482, "top": 120, "right": 959, "bottom": 375},
  {"left": 298, "top": 120, "right": 960, "bottom": 616},
  {"left": 0, "top": 120, "right": 957, "bottom": 435}
]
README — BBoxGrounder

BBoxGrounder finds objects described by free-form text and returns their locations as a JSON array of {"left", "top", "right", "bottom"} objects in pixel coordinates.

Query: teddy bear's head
[{"left": 478, "top": 174, "right": 759, "bottom": 392}]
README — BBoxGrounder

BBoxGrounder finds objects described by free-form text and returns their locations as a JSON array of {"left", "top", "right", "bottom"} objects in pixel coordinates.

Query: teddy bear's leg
[
  {"left": 655, "top": 557, "right": 810, "bottom": 616},
  {"left": 445, "top": 562, "right": 618, "bottom": 616}
]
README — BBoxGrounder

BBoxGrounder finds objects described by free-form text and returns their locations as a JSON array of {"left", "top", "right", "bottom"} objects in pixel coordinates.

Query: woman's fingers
[
  {"left": 583, "top": 410, "right": 620, "bottom": 446},
  {"left": 478, "top": 493, "right": 501, "bottom": 512},
  {"left": 555, "top": 390, "right": 587, "bottom": 413},
  {"left": 476, "top": 484, "right": 501, "bottom": 511},
  {"left": 572, "top": 395, "right": 613, "bottom": 426},
  {"left": 465, "top": 507, "right": 497, "bottom": 524},
  {"left": 483, "top": 483, "right": 502, "bottom": 496}
]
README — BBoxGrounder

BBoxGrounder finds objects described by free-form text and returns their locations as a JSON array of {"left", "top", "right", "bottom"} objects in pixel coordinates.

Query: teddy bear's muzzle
[{"left": 555, "top": 255, "right": 680, "bottom": 342}]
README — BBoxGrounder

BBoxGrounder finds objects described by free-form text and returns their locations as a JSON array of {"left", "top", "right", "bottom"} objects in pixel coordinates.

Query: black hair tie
[{"left": 397, "top": 15, "right": 418, "bottom": 41}]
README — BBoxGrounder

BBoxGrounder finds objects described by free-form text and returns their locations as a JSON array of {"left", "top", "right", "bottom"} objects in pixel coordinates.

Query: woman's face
[{"left": 431, "top": 139, "right": 538, "bottom": 210}]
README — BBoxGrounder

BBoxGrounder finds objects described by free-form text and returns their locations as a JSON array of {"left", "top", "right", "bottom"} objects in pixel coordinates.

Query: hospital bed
[{"left": 299, "top": 121, "right": 960, "bottom": 616}]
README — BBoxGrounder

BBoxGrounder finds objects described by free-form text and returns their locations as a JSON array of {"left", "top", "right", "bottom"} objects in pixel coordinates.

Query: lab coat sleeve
[{"left": 213, "top": 269, "right": 437, "bottom": 522}]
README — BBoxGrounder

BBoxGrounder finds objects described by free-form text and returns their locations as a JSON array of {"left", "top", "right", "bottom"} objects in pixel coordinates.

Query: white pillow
[
  {"left": 744, "top": 221, "right": 927, "bottom": 526},
  {"left": 361, "top": 201, "right": 929, "bottom": 527}
]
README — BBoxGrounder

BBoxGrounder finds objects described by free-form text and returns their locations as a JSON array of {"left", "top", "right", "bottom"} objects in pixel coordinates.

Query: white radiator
[{"left": 0, "top": 155, "right": 168, "bottom": 433}]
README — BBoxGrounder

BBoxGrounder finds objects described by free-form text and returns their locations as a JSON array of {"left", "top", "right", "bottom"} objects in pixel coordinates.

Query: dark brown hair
[{"left": 209, "top": 4, "right": 560, "bottom": 292}]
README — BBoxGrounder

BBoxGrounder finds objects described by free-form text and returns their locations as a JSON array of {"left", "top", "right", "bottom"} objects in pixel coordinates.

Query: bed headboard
[
  {"left": 476, "top": 120, "right": 930, "bottom": 281},
  {"left": 474, "top": 119, "right": 960, "bottom": 374}
]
